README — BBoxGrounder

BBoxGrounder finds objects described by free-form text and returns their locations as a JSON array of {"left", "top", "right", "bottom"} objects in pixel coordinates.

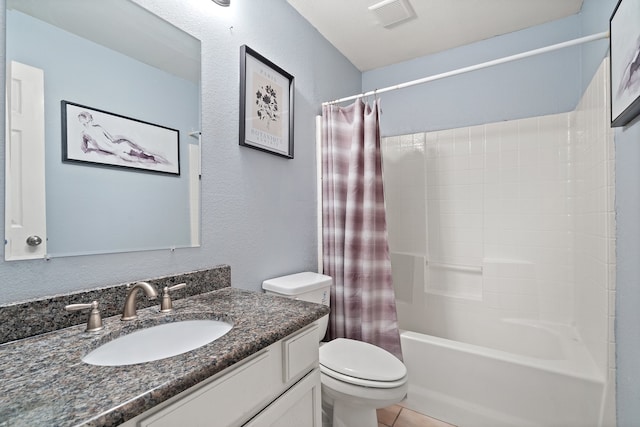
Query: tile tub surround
[
  {"left": 0, "top": 265, "right": 231, "bottom": 344},
  {"left": 0, "top": 287, "right": 329, "bottom": 426}
]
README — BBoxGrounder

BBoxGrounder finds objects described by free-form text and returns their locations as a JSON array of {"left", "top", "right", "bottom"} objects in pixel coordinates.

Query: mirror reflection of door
[
  {"left": 5, "top": 61, "right": 47, "bottom": 260},
  {"left": 5, "top": 0, "right": 201, "bottom": 259}
]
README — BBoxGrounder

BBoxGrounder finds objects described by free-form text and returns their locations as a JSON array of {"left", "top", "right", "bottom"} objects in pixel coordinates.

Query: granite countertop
[{"left": 0, "top": 287, "right": 329, "bottom": 427}]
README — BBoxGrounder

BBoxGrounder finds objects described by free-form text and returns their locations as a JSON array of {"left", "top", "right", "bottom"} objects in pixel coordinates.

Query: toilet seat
[
  {"left": 320, "top": 364, "right": 407, "bottom": 388},
  {"left": 319, "top": 338, "right": 407, "bottom": 389}
]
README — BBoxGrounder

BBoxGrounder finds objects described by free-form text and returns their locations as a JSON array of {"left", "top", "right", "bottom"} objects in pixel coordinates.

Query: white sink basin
[{"left": 83, "top": 319, "right": 233, "bottom": 366}]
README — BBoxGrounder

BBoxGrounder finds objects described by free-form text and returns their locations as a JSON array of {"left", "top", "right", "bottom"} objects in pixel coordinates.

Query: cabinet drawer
[
  {"left": 139, "top": 348, "right": 280, "bottom": 427},
  {"left": 282, "top": 324, "right": 319, "bottom": 383}
]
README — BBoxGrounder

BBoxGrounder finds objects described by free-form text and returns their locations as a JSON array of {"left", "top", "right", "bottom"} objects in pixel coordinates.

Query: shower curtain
[{"left": 321, "top": 100, "right": 402, "bottom": 359}]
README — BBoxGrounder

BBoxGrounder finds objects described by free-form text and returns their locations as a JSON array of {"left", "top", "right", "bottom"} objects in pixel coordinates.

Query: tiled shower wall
[
  {"left": 384, "top": 113, "right": 576, "bottom": 321},
  {"left": 571, "top": 59, "right": 616, "bottom": 421},
  {"left": 425, "top": 113, "right": 574, "bottom": 321},
  {"left": 382, "top": 60, "right": 614, "bottom": 375}
]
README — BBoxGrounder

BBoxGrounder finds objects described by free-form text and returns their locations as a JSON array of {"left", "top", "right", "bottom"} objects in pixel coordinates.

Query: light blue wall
[
  {"left": 606, "top": 0, "right": 640, "bottom": 420},
  {"left": 7, "top": 10, "right": 196, "bottom": 255},
  {"left": 615, "top": 119, "right": 640, "bottom": 427},
  {"left": 0, "top": 0, "right": 361, "bottom": 303},
  {"left": 579, "top": 0, "right": 617, "bottom": 93},
  {"left": 362, "top": 15, "right": 582, "bottom": 136}
]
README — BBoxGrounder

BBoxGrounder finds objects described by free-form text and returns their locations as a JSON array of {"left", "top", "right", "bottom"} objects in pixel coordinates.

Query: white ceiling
[{"left": 287, "top": 0, "right": 585, "bottom": 71}]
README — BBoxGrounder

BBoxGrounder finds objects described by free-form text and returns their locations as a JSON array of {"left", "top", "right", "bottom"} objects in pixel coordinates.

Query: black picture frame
[
  {"left": 239, "top": 45, "right": 294, "bottom": 159},
  {"left": 62, "top": 101, "right": 180, "bottom": 175},
  {"left": 610, "top": 0, "right": 640, "bottom": 127}
]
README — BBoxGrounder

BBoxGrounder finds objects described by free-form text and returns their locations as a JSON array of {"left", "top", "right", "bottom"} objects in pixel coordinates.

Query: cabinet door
[
  {"left": 139, "top": 349, "right": 280, "bottom": 427},
  {"left": 244, "top": 369, "right": 321, "bottom": 427},
  {"left": 282, "top": 324, "right": 319, "bottom": 383}
]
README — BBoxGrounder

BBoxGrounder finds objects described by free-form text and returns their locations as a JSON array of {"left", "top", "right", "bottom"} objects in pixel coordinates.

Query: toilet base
[
  {"left": 322, "top": 394, "right": 378, "bottom": 427},
  {"left": 320, "top": 373, "right": 408, "bottom": 427}
]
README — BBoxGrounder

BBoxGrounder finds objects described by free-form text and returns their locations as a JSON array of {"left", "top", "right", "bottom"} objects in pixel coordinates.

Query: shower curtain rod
[{"left": 322, "top": 31, "right": 609, "bottom": 106}]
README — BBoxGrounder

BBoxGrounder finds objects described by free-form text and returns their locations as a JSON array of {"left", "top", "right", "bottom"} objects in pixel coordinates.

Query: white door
[
  {"left": 188, "top": 136, "right": 200, "bottom": 246},
  {"left": 5, "top": 60, "right": 47, "bottom": 260}
]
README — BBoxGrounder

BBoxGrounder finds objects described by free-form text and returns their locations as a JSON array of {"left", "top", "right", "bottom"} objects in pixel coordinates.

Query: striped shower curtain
[{"left": 321, "top": 100, "right": 402, "bottom": 360}]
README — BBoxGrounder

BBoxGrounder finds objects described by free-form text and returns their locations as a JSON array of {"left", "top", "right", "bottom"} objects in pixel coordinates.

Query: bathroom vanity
[
  {"left": 0, "top": 284, "right": 329, "bottom": 426},
  {"left": 123, "top": 323, "right": 321, "bottom": 426}
]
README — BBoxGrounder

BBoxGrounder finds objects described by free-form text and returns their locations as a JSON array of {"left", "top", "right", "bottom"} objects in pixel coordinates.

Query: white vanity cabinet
[{"left": 122, "top": 324, "right": 321, "bottom": 427}]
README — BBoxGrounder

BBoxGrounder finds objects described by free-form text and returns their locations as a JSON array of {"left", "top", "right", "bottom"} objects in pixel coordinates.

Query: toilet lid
[{"left": 319, "top": 338, "right": 406, "bottom": 382}]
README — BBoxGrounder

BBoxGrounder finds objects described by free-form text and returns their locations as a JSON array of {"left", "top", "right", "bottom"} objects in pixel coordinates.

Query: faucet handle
[
  {"left": 160, "top": 282, "right": 187, "bottom": 313},
  {"left": 65, "top": 300, "right": 104, "bottom": 332}
]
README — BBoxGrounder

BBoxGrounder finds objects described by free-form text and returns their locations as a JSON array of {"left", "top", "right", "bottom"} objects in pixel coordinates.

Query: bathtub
[{"left": 399, "top": 319, "right": 605, "bottom": 427}]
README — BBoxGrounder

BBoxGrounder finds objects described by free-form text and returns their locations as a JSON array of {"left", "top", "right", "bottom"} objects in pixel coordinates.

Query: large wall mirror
[{"left": 5, "top": 0, "right": 201, "bottom": 259}]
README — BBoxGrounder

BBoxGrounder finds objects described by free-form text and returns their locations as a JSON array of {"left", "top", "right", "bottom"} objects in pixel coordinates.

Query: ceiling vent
[{"left": 368, "top": 0, "right": 416, "bottom": 28}]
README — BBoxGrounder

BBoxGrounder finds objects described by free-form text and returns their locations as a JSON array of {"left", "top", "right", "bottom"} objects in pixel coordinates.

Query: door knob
[{"left": 26, "top": 235, "right": 43, "bottom": 246}]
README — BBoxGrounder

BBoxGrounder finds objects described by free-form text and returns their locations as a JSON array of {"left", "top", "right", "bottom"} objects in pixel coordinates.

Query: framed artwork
[
  {"left": 610, "top": 0, "right": 640, "bottom": 127},
  {"left": 61, "top": 101, "right": 180, "bottom": 175},
  {"left": 239, "top": 45, "right": 294, "bottom": 159}
]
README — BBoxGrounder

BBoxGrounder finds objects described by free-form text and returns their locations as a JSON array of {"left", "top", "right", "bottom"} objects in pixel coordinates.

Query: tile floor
[{"left": 377, "top": 402, "right": 456, "bottom": 427}]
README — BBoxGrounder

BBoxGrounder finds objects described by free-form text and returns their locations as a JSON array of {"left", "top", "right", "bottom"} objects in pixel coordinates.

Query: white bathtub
[{"left": 400, "top": 319, "right": 605, "bottom": 427}]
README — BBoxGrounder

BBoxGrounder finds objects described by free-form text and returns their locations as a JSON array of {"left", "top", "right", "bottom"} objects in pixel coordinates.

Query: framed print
[
  {"left": 239, "top": 45, "right": 294, "bottom": 159},
  {"left": 62, "top": 101, "right": 180, "bottom": 175},
  {"left": 610, "top": 0, "right": 640, "bottom": 127}
]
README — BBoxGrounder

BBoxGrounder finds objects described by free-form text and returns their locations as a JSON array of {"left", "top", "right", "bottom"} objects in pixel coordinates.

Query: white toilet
[{"left": 262, "top": 272, "right": 408, "bottom": 427}]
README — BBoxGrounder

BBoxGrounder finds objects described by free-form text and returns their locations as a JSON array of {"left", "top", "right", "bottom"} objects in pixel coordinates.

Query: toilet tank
[{"left": 262, "top": 272, "right": 332, "bottom": 340}]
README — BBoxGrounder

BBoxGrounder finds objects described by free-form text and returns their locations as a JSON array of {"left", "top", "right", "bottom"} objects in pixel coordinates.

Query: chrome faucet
[{"left": 121, "top": 281, "right": 158, "bottom": 321}]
